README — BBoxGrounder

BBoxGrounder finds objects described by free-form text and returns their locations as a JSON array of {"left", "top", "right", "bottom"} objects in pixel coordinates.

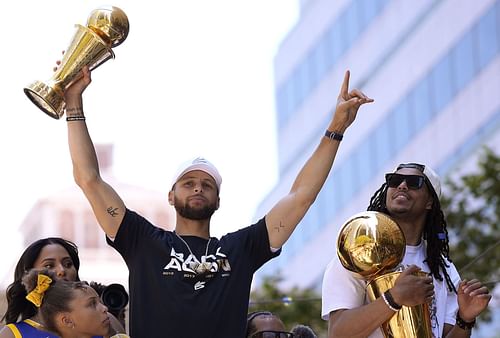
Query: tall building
[{"left": 255, "top": 0, "right": 500, "bottom": 289}]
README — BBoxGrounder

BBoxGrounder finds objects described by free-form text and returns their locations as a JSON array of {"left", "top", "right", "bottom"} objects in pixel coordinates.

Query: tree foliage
[
  {"left": 441, "top": 147, "right": 500, "bottom": 321},
  {"left": 249, "top": 274, "right": 326, "bottom": 337}
]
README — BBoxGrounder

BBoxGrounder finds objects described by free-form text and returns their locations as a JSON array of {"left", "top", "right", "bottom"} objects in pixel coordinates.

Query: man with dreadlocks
[{"left": 321, "top": 163, "right": 491, "bottom": 338}]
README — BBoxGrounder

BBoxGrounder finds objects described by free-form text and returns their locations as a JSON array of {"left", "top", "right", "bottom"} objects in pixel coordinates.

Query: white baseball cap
[
  {"left": 395, "top": 163, "right": 441, "bottom": 197},
  {"left": 172, "top": 157, "right": 222, "bottom": 192}
]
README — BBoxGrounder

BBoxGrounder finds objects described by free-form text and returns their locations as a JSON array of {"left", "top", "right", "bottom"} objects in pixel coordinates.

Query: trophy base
[
  {"left": 24, "top": 81, "right": 65, "bottom": 119},
  {"left": 367, "top": 271, "right": 433, "bottom": 338}
]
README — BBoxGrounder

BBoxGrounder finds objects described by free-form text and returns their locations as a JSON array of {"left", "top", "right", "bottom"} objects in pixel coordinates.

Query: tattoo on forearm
[
  {"left": 107, "top": 206, "right": 119, "bottom": 217},
  {"left": 274, "top": 222, "right": 285, "bottom": 232}
]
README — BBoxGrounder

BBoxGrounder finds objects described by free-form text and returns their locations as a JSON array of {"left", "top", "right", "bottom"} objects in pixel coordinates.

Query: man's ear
[
  {"left": 425, "top": 196, "right": 433, "bottom": 210},
  {"left": 215, "top": 197, "right": 220, "bottom": 210},
  {"left": 168, "top": 190, "right": 174, "bottom": 206}
]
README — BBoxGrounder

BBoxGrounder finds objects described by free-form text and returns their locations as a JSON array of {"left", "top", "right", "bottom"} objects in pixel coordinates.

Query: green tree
[
  {"left": 441, "top": 147, "right": 500, "bottom": 322},
  {"left": 249, "top": 274, "right": 326, "bottom": 337}
]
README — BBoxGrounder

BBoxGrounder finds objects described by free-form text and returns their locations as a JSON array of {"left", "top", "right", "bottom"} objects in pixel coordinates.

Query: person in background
[
  {"left": 20, "top": 269, "right": 114, "bottom": 338},
  {"left": 246, "top": 311, "right": 293, "bottom": 338},
  {"left": 0, "top": 237, "right": 125, "bottom": 338}
]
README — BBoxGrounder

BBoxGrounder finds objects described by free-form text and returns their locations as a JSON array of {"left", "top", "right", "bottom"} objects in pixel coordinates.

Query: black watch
[{"left": 324, "top": 130, "right": 343, "bottom": 141}]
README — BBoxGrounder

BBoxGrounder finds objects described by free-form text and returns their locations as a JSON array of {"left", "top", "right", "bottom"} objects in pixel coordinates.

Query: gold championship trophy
[
  {"left": 24, "top": 6, "right": 129, "bottom": 119},
  {"left": 337, "top": 211, "right": 433, "bottom": 337}
]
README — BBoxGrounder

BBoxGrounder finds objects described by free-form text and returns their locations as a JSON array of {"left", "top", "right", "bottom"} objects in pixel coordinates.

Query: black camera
[
  {"left": 90, "top": 282, "right": 129, "bottom": 327},
  {"left": 100, "top": 283, "right": 129, "bottom": 312}
]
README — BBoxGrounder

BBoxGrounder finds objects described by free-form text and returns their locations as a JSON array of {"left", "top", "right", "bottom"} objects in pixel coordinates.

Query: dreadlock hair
[{"left": 367, "top": 179, "right": 457, "bottom": 293}]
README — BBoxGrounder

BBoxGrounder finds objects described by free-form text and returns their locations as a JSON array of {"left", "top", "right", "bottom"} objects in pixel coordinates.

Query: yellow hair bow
[{"left": 26, "top": 274, "right": 53, "bottom": 308}]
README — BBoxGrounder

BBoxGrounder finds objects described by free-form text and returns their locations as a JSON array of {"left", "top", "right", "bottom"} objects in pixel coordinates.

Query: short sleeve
[
  {"left": 321, "top": 254, "right": 367, "bottom": 320},
  {"left": 221, "top": 217, "right": 280, "bottom": 273},
  {"left": 106, "top": 209, "right": 169, "bottom": 265}
]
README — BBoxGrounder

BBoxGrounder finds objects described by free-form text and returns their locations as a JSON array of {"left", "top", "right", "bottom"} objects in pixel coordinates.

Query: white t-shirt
[{"left": 321, "top": 241, "right": 460, "bottom": 338}]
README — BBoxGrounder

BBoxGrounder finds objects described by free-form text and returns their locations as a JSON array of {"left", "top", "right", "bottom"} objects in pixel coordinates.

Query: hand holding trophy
[
  {"left": 337, "top": 211, "right": 433, "bottom": 338},
  {"left": 24, "top": 6, "right": 129, "bottom": 119}
]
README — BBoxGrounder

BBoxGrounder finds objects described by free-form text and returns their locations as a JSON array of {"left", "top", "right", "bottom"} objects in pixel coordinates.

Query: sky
[{"left": 0, "top": 1, "right": 298, "bottom": 283}]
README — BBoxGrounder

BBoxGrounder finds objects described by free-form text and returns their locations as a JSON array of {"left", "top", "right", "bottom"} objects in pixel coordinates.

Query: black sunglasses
[
  {"left": 250, "top": 331, "right": 294, "bottom": 338},
  {"left": 385, "top": 173, "right": 425, "bottom": 190}
]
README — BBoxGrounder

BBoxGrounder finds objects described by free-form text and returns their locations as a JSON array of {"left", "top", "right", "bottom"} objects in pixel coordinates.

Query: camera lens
[{"left": 101, "top": 283, "right": 129, "bottom": 311}]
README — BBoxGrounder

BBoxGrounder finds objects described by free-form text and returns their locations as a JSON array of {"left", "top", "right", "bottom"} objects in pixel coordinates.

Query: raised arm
[
  {"left": 65, "top": 66, "right": 125, "bottom": 238},
  {"left": 265, "top": 70, "right": 373, "bottom": 248}
]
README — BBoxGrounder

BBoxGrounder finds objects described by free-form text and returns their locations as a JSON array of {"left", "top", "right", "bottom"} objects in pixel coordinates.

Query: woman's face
[
  {"left": 33, "top": 244, "right": 78, "bottom": 281},
  {"left": 63, "top": 286, "right": 110, "bottom": 337}
]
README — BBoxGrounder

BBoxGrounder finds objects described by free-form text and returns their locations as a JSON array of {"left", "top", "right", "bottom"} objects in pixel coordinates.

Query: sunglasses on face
[
  {"left": 250, "top": 331, "right": 294, "bottom": 338},
  {"left": 385, "top": 173, "right": 425, "bottom": 190}
]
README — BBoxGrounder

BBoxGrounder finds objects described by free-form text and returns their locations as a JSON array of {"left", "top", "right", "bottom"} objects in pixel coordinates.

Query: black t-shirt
[{"left": 107, "top": 209, "right": 280, "bottom": 338}]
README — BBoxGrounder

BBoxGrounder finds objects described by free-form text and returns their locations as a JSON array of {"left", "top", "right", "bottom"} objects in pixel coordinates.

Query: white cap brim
[{"left": 172, "top": 157, "right": 222, "bottom": 192}]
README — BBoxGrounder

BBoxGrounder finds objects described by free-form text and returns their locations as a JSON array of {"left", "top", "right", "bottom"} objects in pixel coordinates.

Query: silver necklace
[{"left": 174, "top": 232, "right": 212, "bottom": 275}]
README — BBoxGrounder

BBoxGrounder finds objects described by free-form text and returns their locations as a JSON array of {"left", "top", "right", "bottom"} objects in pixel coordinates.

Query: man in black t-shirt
[{"left": 63, "top": 66, "right": 372, "bottom": 338}]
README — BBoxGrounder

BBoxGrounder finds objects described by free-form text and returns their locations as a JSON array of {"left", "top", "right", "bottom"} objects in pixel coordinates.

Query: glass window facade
[
  {"left": 452, "top": 30, "right": 476, "bottom": 93},
  {"left": 276, "top": 1, "right": 500, "bottom": 264},
  {"left": 430, "top": 53, "right": 454, "bottom": 115},
  {"left": 276, "top": 0, "right": 392, "bottom": 128}
]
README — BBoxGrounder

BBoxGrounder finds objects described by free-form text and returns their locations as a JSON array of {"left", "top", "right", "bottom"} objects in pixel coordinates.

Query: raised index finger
[{"left": 340, "top": 70, "right": 351, "bottom": 98}]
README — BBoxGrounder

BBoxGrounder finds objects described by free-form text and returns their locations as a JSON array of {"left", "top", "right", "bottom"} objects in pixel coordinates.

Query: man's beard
[{"left": 174, "top": 196, "right": 217, "bottom": 220}]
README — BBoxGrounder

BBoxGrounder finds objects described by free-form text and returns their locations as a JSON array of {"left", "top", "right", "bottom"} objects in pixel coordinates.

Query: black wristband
[
  {"left": 325, "top": 130, "right": 343, "bottom": 141},
  {"left": 456, "top": 313, "right": 475, "bottom": 330},
  {"left": 384, "top": 290, "right": 402, "bottom": 310},
  {"left": 66, "top": 115, "right": 86, "bottom": 122}
]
